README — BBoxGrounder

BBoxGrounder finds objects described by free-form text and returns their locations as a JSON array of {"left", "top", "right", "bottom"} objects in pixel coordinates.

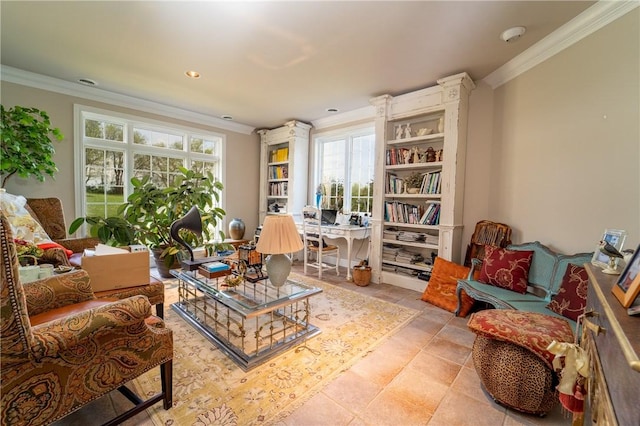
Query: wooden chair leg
[
  {"left": 101, "top": 359, "right": 173, "bottom": 426},
  {"left": 161, "top": 359, "right": 173, "bottom": 410}
]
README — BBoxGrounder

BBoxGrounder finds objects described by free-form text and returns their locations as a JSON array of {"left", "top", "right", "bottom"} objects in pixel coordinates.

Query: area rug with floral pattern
[{"left": 133, "top": 272, "right": 418, "bottom": 426}]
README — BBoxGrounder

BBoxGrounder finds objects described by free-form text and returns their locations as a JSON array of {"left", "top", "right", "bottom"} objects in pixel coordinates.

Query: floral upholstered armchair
[
  {"left": 0, "top": 213, "right": 173, "bottom": 426},
  {"left": 24, "top": 196, "right": 166, "bottom": 318},
  {"left": 25, "top": 197, "right": 100, "bottom": 266}
]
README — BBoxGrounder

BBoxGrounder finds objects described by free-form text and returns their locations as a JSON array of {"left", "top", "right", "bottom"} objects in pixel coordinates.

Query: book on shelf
[
  {"left": 420, "top": 171, "right": 441, "bottom": 195},
  {"left": 277, "top": 147, "right": 289, "bottom": 162},
  {"left": 270, "top": 147, "right": 289, "bottom": 163},
  {"left": 420, "top": 202, "right": 440, "bottom": 225},
  {"left": 268, "top": 165, "right": 289, "bottom": 179},
  {"left": 385, "top": 173, "right": 404, "bottom": 194},
  {"left": 385, "top": 147, "right": 414, "bottom": 166},
  {"left": 268, "top": 181, "right": 288, "bottom": 196}
]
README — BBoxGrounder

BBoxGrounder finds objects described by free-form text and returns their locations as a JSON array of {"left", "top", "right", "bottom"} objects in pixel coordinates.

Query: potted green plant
[
  {"left": 0, "top": 105, "right": 64, "bottom": 187},
  {"left": 69, "top": 216, "right": 137, "bottom": 247},
  {"left": 70, "top": 167, "right": 230, "bottom": 277},
  {"left": 404, "top": 172, "right": 423, "bottom": 194}
]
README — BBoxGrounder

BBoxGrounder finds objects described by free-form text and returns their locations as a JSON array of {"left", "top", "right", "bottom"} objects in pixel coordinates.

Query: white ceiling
[{"left": 1, "top": 1, "right": 597, "bottom": 130}]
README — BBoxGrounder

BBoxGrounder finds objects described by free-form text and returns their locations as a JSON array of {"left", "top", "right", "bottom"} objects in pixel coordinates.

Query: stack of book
[
  {"left": 382, "top": 244, "right": 401, "bottom": 261},
  {"left": 395, "top": 249, "right": 424, "bottom": 265},
  {"left": 198, "top": 261, "right": 231, "bottom": 279},
  {"left": 383, "top": 229, "right": 400, "bottom": 240},
  {"left": 397, "top": 231, "right": 423, "bottom": 242}
]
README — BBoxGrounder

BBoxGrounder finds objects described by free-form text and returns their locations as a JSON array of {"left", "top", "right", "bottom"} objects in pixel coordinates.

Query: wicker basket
[{"left": 352, "top": 266, "right": 371, "bottom": 287}]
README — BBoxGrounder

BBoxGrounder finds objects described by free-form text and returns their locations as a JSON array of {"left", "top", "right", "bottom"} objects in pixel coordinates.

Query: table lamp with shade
[{"left": 255, "top": 214, "right": 303, "bottom": 287}]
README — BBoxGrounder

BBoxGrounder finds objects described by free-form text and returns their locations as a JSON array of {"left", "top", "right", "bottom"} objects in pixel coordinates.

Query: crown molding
[
  {"left": 484, "top": 0, "right": 639, "bottom": 89},
  {"left": 0, "top": 65, "right": 256, "bottom": 135},
  {"left": 311, "top": 105, "right": 375, "bottom": 130}
]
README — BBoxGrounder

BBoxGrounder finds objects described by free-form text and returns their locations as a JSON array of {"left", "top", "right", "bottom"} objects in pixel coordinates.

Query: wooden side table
[{"left": 223, "top": 238, "right": 250, "bottom": 249}]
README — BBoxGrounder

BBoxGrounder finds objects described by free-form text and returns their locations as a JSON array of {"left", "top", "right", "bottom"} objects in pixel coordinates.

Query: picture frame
[
  {"left": 591, "top": 228, "right": 627, "bottom": 269},
  {"left": 612, "top": 244, "right": 640, "bottom": 308}
]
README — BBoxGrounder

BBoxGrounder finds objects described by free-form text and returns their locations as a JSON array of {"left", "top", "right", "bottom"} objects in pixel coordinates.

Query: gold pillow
[{"left": 421, "top": 257, "right": 475, "bottom": 316}]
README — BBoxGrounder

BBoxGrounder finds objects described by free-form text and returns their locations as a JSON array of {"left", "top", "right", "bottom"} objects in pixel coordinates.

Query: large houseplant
[
  {"left": 70, "top": 167, "right": 229, "bottom": 277},
  {"left": 0, "top": 105, "right": 64, "bottom": 187}
]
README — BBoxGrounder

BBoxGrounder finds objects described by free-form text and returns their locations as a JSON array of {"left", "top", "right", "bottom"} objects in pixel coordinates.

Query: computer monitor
[{"left": 320, "top": 209, "right": 338, "bottom": 225}]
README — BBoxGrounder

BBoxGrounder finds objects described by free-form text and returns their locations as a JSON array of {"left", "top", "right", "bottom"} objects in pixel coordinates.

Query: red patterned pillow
[
  {"left": 478, "top": 245, "right": 533, "bottom": 294},
  {"left": 546, "top": 264, "right": 588, "bottom": 321}
]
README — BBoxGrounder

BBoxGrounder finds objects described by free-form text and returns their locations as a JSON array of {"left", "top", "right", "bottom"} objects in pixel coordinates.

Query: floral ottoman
[{"left": 467, "top": 309, "right": 574, "bottom": 415}]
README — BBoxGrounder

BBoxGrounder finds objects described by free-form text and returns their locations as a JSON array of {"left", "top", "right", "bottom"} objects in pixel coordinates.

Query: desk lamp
[{"left": 255, "top": 214, "right": 303, "bottom": 287}]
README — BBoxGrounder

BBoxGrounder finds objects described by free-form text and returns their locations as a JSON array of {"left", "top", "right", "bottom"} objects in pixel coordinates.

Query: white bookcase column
[
  {"left": 258, "top": 120, "right": 311, "bottom": 224},
  {"left": 369, "top": 73, "right": 475, "bottom": 292}
]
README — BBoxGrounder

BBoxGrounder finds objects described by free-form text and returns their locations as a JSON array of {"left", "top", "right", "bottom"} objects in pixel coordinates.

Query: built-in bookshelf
[
  {"left": 258, "top": 120, "right": 311, "bottom": 223},
  {"left": 370, "top": 73, "right": 475, "bottom": 292}
]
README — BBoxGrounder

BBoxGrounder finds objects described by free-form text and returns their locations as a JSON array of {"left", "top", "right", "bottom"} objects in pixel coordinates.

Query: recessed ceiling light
[
  {"left": 221, "top": 115, "right": 233, "bottom": 120},
  {"left": 326, "top": 108, "right": 339, "bottom": 113},
  {"left": 185, "top": 70, "right": 201, "bottom": 79},
  {"left": 78, "top": 78, "right": 97, "bottom": 86}
]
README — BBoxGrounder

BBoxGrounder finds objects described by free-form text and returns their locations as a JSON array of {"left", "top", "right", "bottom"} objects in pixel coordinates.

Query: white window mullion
[{"left": 74, "top": 104, "right": 225, "bottom": 238}]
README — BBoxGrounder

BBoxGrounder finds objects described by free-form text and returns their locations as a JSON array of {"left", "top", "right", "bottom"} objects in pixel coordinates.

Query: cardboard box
[{"left": 81, "top": 245, "right": 151, "bottom": 292}]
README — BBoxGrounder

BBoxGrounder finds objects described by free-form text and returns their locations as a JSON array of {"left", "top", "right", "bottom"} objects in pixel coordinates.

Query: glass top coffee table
[{"left": 171, "top": 269, "right": 322, "bottom": 371}]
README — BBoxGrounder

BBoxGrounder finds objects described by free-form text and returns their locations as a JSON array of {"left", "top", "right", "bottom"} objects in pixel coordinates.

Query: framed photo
[
  {"left": 613, "top": 244, "right": 640, "bottom": 308},
  {"left": 591, "top": 229, "right": 627, "bottom": 269}
]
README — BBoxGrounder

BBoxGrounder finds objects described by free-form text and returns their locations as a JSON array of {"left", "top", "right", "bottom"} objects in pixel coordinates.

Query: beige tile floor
[{"left": 55, "top": 263, "right": 571, "bottom": 426}]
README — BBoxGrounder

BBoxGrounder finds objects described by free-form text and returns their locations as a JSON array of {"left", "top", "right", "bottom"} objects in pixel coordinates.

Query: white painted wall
[
  {"left": 1, "top": 82, "right": 261, "bottom": 240},
  {"left": 463, "top": 9, "right": 639, "bottom": 255}
]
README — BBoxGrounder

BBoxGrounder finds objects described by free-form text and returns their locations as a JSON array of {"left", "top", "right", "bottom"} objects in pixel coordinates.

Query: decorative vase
[
  {"left": 229, "top": 218, "right": 246, "bottom": 240},
  {"left": 437, "top": 117, "right": 445, "bottom": 133}
]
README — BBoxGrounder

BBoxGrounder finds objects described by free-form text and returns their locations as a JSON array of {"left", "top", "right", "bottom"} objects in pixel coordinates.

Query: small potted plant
[
  {"left": 0, "top": 105, "right": 64, "bottom": 187},
  {"left": 404, "top": 172, "right": 423, "bottom": 194}
]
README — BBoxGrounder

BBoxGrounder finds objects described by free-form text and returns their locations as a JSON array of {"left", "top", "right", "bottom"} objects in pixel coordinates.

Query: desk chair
[{"left": 301, "top": 206, "right": 340, "bottom": 279}]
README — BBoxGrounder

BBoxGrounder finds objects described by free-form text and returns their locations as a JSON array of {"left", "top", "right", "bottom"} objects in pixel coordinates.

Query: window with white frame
[
  {"left": 314, "top": 127, "right": 375, "bottom": 214},
  {"left": 75, "top": 106, "right": 224, "bottom": 230}
]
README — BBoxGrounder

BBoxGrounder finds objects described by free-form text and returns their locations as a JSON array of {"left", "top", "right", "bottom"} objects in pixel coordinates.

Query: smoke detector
[{"left": 500, "top": 26, "right": 526, "bottom": 43}]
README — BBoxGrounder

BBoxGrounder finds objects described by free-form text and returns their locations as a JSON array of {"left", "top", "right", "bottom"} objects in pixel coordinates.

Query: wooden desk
[
  {"left": 296, "top": 223, "right": 370, "bottom": 281},
  {"left": 582, "top": 265, "right": 640, "bottom": 425}
]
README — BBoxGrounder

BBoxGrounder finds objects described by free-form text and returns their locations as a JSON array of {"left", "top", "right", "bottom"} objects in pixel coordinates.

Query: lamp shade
[{"left": 255, "top": 215, "right": 303, "bottom": 255}]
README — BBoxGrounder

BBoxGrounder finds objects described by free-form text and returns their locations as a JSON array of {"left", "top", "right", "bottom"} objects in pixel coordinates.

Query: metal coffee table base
[{"left": 171, "top": 280, "right": 321, "bottom": 371}]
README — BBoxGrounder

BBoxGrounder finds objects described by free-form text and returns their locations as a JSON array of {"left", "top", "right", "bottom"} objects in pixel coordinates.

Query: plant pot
[
  {"left": 152, "top": 247, "right": 180, "bottom": 278},
  {"left": 352, "top": 266, "right": 372, "bottom": 287}
]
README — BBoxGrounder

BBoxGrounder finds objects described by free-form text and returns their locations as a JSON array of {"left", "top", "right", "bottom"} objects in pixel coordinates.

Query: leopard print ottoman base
[{"left": 472, "top": 335, "right": 558, "bottom": 416}]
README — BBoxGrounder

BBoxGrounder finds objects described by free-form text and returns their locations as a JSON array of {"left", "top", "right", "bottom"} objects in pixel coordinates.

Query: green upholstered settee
[{"left": 455, "top": 241, "right": 592, "bottom": 329}]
